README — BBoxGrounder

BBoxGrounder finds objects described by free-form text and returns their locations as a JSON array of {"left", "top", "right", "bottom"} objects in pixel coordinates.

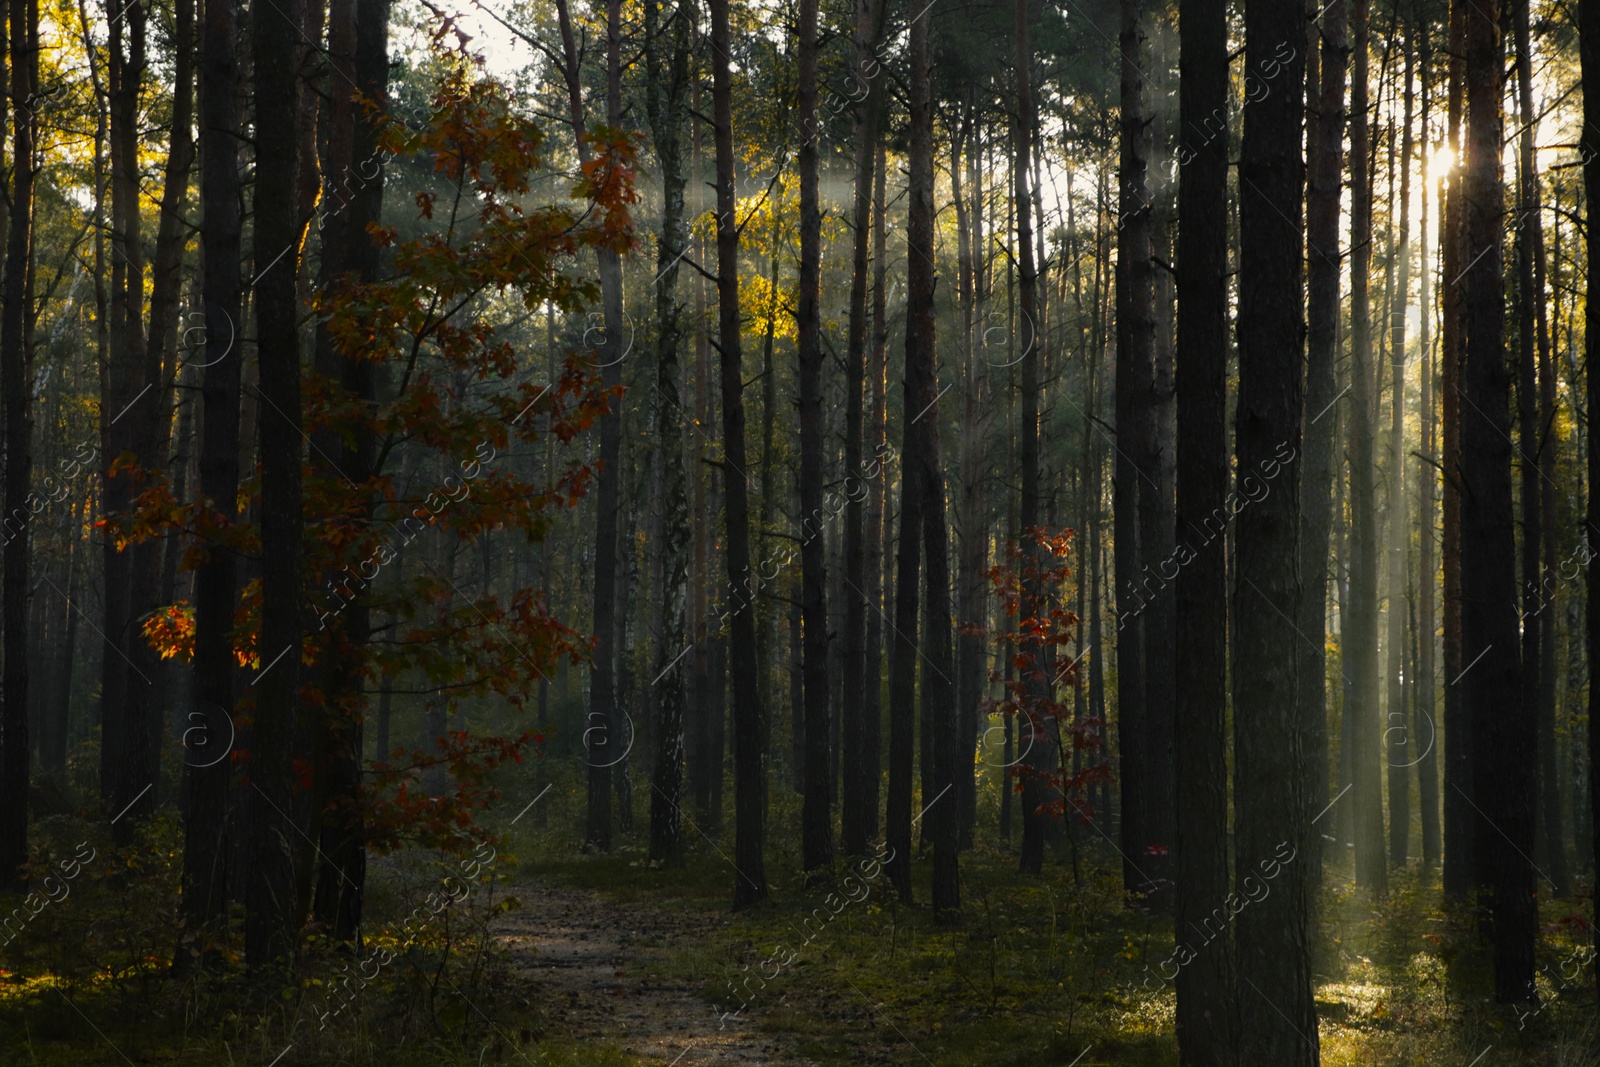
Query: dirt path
[{"left": 493, "top": 883, "right": 823, "bottom": 1067}]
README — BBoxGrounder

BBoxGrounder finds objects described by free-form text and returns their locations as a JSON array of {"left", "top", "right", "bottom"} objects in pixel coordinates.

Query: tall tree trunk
[
  {"left": 954, "top": 99, "right": 988, "bottom": 853},
  {"left": 1303, "top": 0, "right": 1347, "bottom": 889},
  {"left": 1514, "top": 0, "right": 1569, "bottom": 898},
  {"left": 247, "top": 0, "right": 307, "bottom": 972},
  {"left": 885, "top": 115, "right": 927, "bottom": 896},
  {"left": 0, "top": 0, "right": 37, "bottom": 890},
  {"left": 1235, "top": 0, "right": 1316, "bottom": 1061},
  {"left": 1347, "top": 0, "right": 1386, "bottom": 894},
  {"left": 687, "top": 101, "right": 715, "bottom": 828},
  {"left": 709, "top": 0, "right": 768, "bottom": 909},
  {"left": 115, "top": 0, "right": 194, "bottom": 831},
  {"left": 555, "top": 0, "right": 622, "bottom": 852},
  {"left": 1512, "top": 0, "right": 1542, "bottom": 901},
  {"left": 1461, "top": 0, "right": 1533, "bottom": 1003},
  {"left": 1582, "top": 0, "right": 1600, "bottom": 1000},
  {"left": 864, "top": 138, "right": 888, "bottom": 846},
  {"left": 309, "top": 0, "right": 388, "bottom": 944},
  {"left": 1386, "top": 42, "right": 1415, "bottom": 867},
  {"left": 44, "top": 519, "right": 79, "bottom": 777},
  {"left": 1012, "top": 0, "right": 1046, "bottom": 877},
  {"left": 182, "top": 0, "right": 246, "bottom": 949},
  {"left": 645, "top": 0, "right": 691, "bottom": 867},
  {"left": 1416, "top": 49, "right": 1440, "bottom": 868},
  {"left": 1440, "top": 0, "right": 1471, "bottom": 901},
  {"left": 903, "top": 0, "right": 957, "bottom": 915},
  {"left": 1142, "top": 40, "right": 1178, "bottom": 898},
  {"left": 1112, "top": 0, "right": 1154, "bottom": 893},
  {"left": 100, "top": 0, "right": 149, "bottom": 819},
  {"left": 613, "top": 521, "right": 636, "bottom": 835},
  {"left": 1174, "top": 0, "right": 1232, "bottom": 1058},
  {"left": 841, "top": 0, "right": 886, "bottom": 858},
  {"left": 796, "top": 0, "right": 832, "bottom": 877}
]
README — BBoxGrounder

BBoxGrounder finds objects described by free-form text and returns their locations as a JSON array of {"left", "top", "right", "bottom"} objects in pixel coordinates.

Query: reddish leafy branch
[
  {"left": 112, "top": 49, "right": 636, "bottom": 856},
  {"left": 974, "top": 526, "right": 1111, "bottom": 823}
]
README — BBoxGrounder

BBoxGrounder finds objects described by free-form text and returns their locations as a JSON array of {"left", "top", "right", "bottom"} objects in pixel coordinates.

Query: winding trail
[{"left": 493, "top": 882, "right": 823, "bottom": 1066}]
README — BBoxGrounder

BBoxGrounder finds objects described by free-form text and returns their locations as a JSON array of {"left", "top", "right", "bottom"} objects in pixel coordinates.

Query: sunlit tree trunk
[
  {"left": 1416, "top": 38, "right": 1440, "bottom": 868},
  {"left": 1385, "top": 42, "right": 1415, "bottom": 868}
]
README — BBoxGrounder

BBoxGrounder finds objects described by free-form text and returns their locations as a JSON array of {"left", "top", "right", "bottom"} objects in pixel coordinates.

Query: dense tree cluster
[{"left": 0, "top": 0, "right": 1595, "bottom": 1058}]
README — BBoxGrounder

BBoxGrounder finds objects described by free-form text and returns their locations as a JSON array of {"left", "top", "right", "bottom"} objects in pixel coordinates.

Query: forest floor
[
  {"left": 0, "top": 797, "right": 1597, "bottom": 1065},
  {"left": 493, "top": 880, "right": 821, "bottom": 1066},
  {"left": 508, "top": 795, "right": 1600, "bottom": 1067}
]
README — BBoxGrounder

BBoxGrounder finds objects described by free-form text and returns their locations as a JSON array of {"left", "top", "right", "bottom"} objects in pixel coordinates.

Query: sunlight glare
[{"left": 1427, "top": 146, "right": 1456, "bottom": 182}]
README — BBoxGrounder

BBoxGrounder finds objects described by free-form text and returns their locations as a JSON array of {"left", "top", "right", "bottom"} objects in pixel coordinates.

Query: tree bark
[
  {"left": 903, "top": 0, "right": 957, "bottom": 916},
  {"left": 99, "top": 0, "right": 149, "bottom": 821},
  {"left": 1385, "top": 42, "right": 1414, "bottom": 868},
  {"left": 1302, "top": 0, "right": 1347, "bottom": 889},
  {"left": 182, "top": 0, "right": 247, "bottom": 948},
  {"left": 247, "top": 0, "right": 308, "bottom": 972},
  {"left": 1174, "top": 0, "right": 1232, "bottom": 1058},
  {"left": 841, "top": 0, "right": 886, "bottom": 858},
  {"left": 554, "top": 0, "right": 622, "bottom": 853},
  {"left": 309, "top": 0, "right": 388, "bottom": 944},
  {"left": 796, "top": 0, "right": 832, "bottom": 878},
  {"left": 646, "top": 0, "right": 691, "bottom": 867},
  {"left": 884, "top": 111, "right": 928, "bottom": 894},
  {"left": 1513, "top": 0, "right": 1569, "bottom": 898},
  {"left": 1346, "top": 0, "right": 1386, "bottom": 894},
  {"left": 954, "top": 98, "right": 988, "bottom": 853},
  {"left": 864, "top": 137, "right": 888, "bottom": 847},
  {"left": 1461, "top": 0, "right": 1533, "bottom": 1003},
  {"left": 1235, "top": 0, "right": 1316, "bottom": 1060},
  {"left": 709, "top": 0, "right": 768, "bottom": 909},
  {"left": 1013, "top": 0, "right": 1047, "bottom": 878},
  {"left": 1416, "top": 42, "right": 1440, "bottom": 868},
  {"left": 1581, "top": 0, "right": 1600, "bottom": 1002},
  {"left": 1440, "top": 0, "right": 1470, "bottom": 901},
  {"left": 1112, "top": 0, "right": 1155, "bottom": 893},
  {"left": 0, "top": 0, "right": 38, "bottom": 890}
]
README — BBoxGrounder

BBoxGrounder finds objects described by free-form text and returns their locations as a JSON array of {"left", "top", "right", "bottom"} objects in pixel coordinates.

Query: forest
[{"left": 0, "top": 0, "right": 1593, "bottom": 1061}]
